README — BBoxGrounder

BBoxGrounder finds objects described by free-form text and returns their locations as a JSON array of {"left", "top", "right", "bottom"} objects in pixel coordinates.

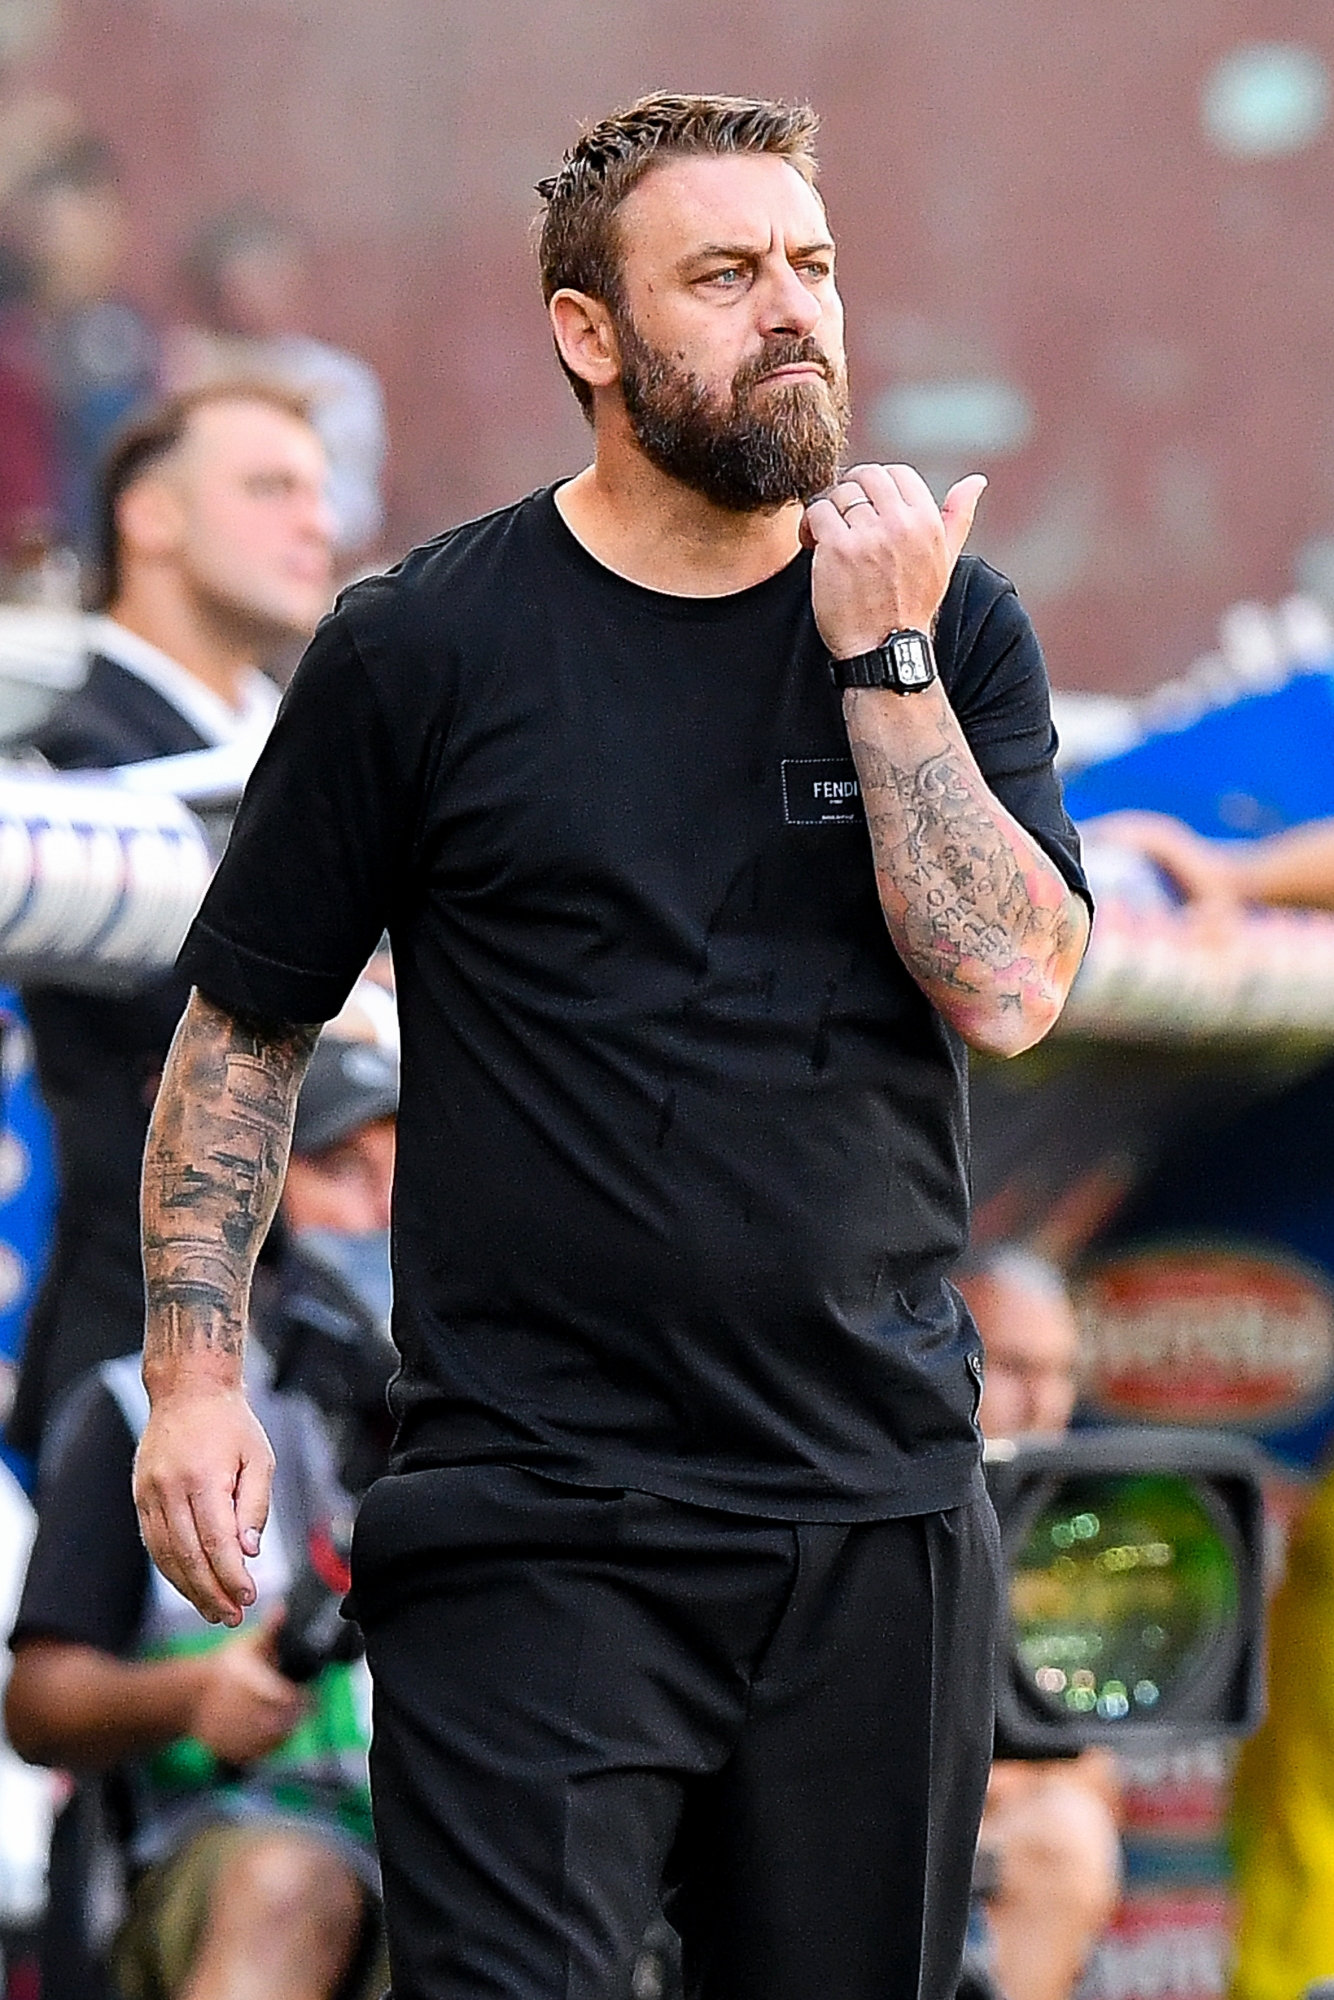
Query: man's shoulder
[
  {"left": 940, "top": 553, "right": 1020, "bottom": 636},
  {"left": 335, "top": 488, "right": 556, "bottom": 641},
  {"left": 936, "top": 554, "right": 1038, "bottom": 689},
  {"left": 32, "top": 652, "right": 208, "bottom": 769}
]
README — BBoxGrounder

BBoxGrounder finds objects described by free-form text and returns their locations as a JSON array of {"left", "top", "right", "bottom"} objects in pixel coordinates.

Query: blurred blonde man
[{"left": 8, "top": 381, "right": 334, "bottom": 1457}]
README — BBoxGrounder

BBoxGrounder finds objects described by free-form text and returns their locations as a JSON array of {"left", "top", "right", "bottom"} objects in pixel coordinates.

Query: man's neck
[
  {"left": 555, "top": 424, "right": 804, "bottom": 597},
  {"left": 105, "top": 583, "right": 256, "bottom": 713}
]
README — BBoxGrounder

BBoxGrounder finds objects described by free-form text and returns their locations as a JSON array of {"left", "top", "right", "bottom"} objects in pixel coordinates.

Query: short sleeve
[
  {"left": 178, "top": 603, "right": 413, "bottom": 1024},
  {"left": 11, "top": 1379, "right": 148, "bottom": 1655},
  {"left": 939, "top": 559, "right": 1092, "bottom": 916}
]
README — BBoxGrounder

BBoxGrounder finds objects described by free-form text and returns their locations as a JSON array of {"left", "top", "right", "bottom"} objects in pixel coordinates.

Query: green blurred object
[
  {"left": 1012, "top": 1473, "right": 1240, "bottom": 1723},
  {"left": 987, "top": 1430, "right": 1266, "bottom": 1753}
]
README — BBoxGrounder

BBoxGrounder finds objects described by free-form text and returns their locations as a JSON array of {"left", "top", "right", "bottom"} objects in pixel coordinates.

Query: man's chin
[
  {"left": 198, "top": 586, "right": 325, "bottom": 662},
  {"left": 745, "top": 378, "right": 836, "bottom": 420}
]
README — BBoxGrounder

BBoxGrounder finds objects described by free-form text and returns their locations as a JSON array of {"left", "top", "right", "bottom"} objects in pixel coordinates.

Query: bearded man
[{"left": 132, "top": 95, "right": 1091, "bottom": 2000}]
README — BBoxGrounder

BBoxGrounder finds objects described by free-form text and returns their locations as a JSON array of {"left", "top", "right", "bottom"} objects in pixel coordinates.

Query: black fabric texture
[
  {"left": 8, "top": 654, "right": 206, "bottom": 1454},
  {"left": 12, "top": 1374, "right": 148, "bottom": 1654},
  {"left": 351, "top": 1460, "right": 1000, "bottom": 2000},
  {"left": 181, "top": 486, "right": 1088, "bottom": 1521}
]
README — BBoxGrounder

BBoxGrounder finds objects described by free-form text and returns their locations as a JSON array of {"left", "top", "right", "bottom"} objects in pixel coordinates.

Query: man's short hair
[
  {"left": 958, "top": 1245, "right": 1072, "bottom": 1306},
  {"left": 536, "top": 92, "right": 821, "bottom": 414},
  {"left": 93, "top": 379, "right": 314, "bottom": 609}
]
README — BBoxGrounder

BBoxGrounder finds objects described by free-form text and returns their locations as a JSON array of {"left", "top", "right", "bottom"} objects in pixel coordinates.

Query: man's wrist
[
  {"left": 141, "top": 1350, "right": 247, "bottom": 1404},
  {"left": 829, "top": 629, "right": 938, "bottom": 695}
]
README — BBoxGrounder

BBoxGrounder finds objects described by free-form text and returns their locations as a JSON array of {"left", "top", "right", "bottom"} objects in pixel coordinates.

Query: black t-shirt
[{"left": 180, "top": 487, "right": 1088, "bottom": 1521}]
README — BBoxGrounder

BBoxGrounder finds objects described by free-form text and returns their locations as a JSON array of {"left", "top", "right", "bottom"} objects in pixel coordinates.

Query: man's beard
[{"left": 616, "top": 315, "right": 850, "bottom": 513}]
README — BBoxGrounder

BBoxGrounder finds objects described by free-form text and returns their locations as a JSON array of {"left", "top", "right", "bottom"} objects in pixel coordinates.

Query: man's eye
[{"left": 704, "top": 267, "right": 744, "bottom": 286}]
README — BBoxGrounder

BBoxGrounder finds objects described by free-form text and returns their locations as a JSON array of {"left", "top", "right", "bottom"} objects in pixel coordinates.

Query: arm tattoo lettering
[
  {"left": 141, "top": 993, "right": 320, "bottom": 1374},
  {"left": 844, "top": 694, "right": 1087, "bottom": 1038}
]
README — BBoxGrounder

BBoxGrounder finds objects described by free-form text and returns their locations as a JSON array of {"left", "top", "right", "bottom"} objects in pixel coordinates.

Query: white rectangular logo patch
[{"left": 781, "top": 757, "right": 861, "bottom": 825}]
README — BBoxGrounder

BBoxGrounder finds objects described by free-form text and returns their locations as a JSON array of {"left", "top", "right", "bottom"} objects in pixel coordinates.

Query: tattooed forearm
[
  {"left": 141, "top": 991, "right": 319, "bottom": 1381},
  {"left": 844, "top": 689, "right": 1089, "bottom": 1055}
]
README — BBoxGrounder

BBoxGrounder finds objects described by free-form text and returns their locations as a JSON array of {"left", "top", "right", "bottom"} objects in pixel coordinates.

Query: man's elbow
[
  {"left": 4, "top": 1659, "right": 60, "bottom": 1766},
  {"left": 961, "top": 898, "right": 1090, "bottom": 1056},
  {"left": 945, "top": 968, "right": 1077, "bottom": 1059},
  {"left": 960, "top": 991, "right": 1066, "bottom": 1059}
]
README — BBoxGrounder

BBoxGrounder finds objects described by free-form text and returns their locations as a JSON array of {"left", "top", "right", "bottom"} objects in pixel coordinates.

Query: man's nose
[
  {"left": 757, "top": 260, "right": 823, "bottom": 339},
  {"left": 306, "top": 486, "right": 338, "bottom": 551}
]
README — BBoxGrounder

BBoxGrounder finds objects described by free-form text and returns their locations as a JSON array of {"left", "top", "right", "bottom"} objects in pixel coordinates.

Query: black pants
[{"left": 350, "top": 1463, "right": 1000, "bottom": 2000}]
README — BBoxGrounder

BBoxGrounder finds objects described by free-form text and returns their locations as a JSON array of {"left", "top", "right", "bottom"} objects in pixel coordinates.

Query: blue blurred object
[
  {"left": 0, "top": 989, "right": 55, "bottom": 1492},
  {"left": 1045, "top": 660, "right": 1334, "bottom": 1472},
  {"left": 1063, "top": 664, "right": 1334, "bottom": 836}
]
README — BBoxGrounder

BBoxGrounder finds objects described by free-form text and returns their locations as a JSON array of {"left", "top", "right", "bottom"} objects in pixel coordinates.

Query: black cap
[{"left": 293, "top": 1035, "right": 398, "bottom": 1156}]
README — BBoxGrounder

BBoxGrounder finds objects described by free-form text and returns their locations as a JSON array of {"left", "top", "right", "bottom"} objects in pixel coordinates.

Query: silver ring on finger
[{"left": 840, "top": 493, "right": 873, "bottom": 513}]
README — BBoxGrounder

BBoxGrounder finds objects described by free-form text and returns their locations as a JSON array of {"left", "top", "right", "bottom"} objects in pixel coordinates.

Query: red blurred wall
[{"left": 13, "top": 0, "right": 1334, "bottom": 694}]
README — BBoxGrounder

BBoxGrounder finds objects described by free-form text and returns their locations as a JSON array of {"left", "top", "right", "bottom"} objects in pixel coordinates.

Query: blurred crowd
[{"left": 0, "top": 89, "right": 387, "bottom": 611}]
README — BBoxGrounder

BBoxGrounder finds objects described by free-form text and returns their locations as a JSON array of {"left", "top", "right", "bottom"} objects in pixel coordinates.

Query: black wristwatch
[{"left": 829, "top": 628, "right": 937, "bottom": 694}]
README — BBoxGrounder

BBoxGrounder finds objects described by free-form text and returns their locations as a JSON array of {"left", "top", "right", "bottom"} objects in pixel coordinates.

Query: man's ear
[{"left": 549, "top": 289, "right": 621, "bottom": 400}]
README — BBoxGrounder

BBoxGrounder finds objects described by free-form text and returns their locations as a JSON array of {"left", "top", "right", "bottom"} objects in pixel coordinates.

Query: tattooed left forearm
[
  {"left": 844, "top": 689, "right": 1089, "bottom": 1053},
  {"left": 141, "top": 991, "right": 320, "bottom": 1386}
]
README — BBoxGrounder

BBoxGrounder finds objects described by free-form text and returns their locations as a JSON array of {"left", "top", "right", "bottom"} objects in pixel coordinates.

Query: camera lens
[{"left": 1008, "top": 1472, "right": 1242, "bottom": 1725}]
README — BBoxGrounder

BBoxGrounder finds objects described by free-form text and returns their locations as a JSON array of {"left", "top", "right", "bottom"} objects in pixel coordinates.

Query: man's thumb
[
  {"left": 235, "top": 1447, "right": 272, "bottom": 1561},
  {"left": 941, "top": 474, "right": 987, "bottom": 562}
]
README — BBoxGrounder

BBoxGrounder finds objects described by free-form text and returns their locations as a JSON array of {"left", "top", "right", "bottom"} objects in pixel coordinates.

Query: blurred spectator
[
  {"left": 166, "top": 208, "right": 386, "bottom": 559},
  {"left": 3, "top": 1026, "right": 397, "bottom": 2000},
  {"left": 1089, "top": 809, "right": 1334, "bottom": 912},
  {"left": 6, "top": 381, "right": 334, "bottom": 1459},
  {"left": 283, "top": 1024, "right": 397, "bottom": 1334},
  {"left": 9, "top": 136, "right": 157, "bottom": 564},
  {"left": 0, "top": 245, "right": 59, "bottom": 579},
  {"left": 0, "top": 95, "right": 81, "bottom": 572},
  {"left": 957, "top": 1248, "right": 1122, "bottom": 2000}
]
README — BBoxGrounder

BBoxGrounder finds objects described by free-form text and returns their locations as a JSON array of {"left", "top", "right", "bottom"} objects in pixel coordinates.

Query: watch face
[{"left": 890, "top": 632, "right": 934, "bottom": 687}]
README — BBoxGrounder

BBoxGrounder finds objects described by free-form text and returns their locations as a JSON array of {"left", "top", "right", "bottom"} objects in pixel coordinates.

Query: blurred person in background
[
  {"left": 166, "top": 208, "right": 386, "bottom": 561},
  {"left": 957, "top": 1248, "right": 1122, "bottom": 2000},
  {"left": 5, "top": 1025, "right": 396, "bottom": 2000},
  {"left": 1087, "top": 809, "right": 1334, "bottom": 912},
  {"left": 8, "top": 135, "right": 157, "bottom": 565},
  {"left": 133, "top": 90, "right": 1089, "bottom": 2000},
  {"left": 0, "top": 95, "right": 81, "bottom": 574},
  {"left": 6, "top": 381, "right": 334, "bottom": 1460}
]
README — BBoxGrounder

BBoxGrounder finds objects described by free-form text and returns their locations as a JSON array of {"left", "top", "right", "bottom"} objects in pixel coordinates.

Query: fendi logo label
[{"left": 782, "top": 757, "right": 861, "bottom": 825}]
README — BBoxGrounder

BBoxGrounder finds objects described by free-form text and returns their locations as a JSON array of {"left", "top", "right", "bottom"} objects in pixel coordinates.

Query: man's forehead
[
  {"left": 180, "top": 397, "right": 323, "bottom": 471},
  {"left": 622, "top": 152, "right": 832, "bottom": 257},
  {"left": 967, "top": 1274, "right": 1079, "bottom": 1361}
]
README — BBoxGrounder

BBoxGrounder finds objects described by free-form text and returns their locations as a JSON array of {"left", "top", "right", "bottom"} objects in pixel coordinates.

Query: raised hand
[{"left": 801, "top": 464, "right": 987, "bottom": 660}]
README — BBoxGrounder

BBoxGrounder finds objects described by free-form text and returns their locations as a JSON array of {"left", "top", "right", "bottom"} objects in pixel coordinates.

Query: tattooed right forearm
[{"left": 141, "top": 991, "right": 319, "bottom": 1380}]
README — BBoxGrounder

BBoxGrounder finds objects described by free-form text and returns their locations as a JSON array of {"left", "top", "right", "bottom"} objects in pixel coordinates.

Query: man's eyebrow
[{"left": 682, "top": 238, "right": 836, "bottom": 267}]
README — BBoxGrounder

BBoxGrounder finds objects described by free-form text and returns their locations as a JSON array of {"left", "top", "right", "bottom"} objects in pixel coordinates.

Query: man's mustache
[{"left": 736, "top": 338, "right": 836, "bottom": 394}]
